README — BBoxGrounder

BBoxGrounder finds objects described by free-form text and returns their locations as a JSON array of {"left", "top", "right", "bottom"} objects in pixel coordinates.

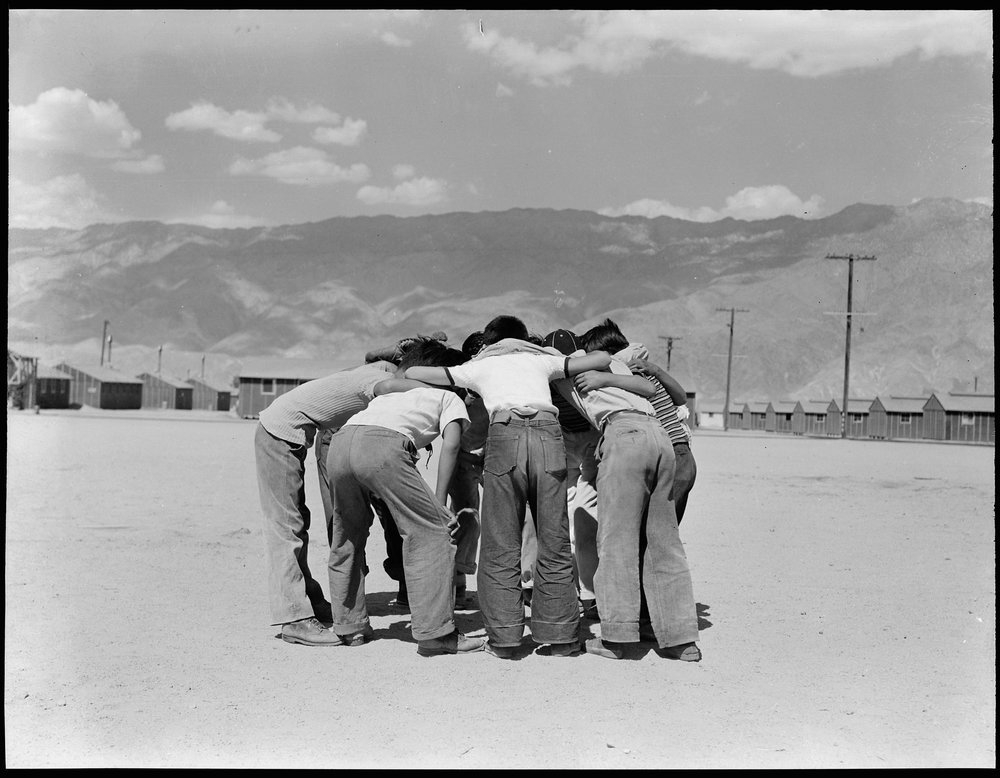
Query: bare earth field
[{"left": 4, "top": 408, "right": 995, "bottom": 769}]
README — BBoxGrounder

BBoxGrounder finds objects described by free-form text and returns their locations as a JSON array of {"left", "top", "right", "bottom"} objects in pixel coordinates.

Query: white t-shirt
[
  {"left": 343, "top": 386, "right": 469, "bottom": 449},
  {"left": 447, "top": 352, "right": 569, "bottom": 416}
]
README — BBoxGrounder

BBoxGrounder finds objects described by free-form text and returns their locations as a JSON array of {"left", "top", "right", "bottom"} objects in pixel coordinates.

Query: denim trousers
[
  {"left": 373, "top": 447, "right": 482, "bottom": 585},
  {"left": 254, "top": 423, "right": 328, "bottom": 625},
  {"left": 326, "top": 425, "right": 457, "bottom": 642},
  {"left": 478, "top": 411, "right": 579, "bottom": 646},
  {"left": 594, "top": 414, "right": 698, "bottom": 648},
  {"left": 671, "top": 443, "right": 697, "bottom": 525}
]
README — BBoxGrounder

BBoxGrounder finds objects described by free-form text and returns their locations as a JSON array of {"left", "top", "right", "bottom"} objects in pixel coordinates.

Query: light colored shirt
[
  {"left": 258, "top": 362, "right": 395, "bottom": 447},
  {"left": 344, "top": 386, "right": 469, "bottom": 450},
  {"left": 554, "top": 353, "right": 654, "bottom": 431},
  {"left": 447, "top": 352, "right": 569, "bottom": 416}
]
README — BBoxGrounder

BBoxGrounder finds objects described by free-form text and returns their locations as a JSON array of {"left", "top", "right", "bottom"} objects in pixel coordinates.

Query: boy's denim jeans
[
  {"left": 254, "top": 423, "right": 328, "bottom": 625},
  {"left": 478, "top": 411, "right": 580, "bottom": 647},
  {"left": 326, "top": 425, "right": 457, "bottom": 642},
  {"left": 594, "top": 413, "right": 698, "bottom": 648}
]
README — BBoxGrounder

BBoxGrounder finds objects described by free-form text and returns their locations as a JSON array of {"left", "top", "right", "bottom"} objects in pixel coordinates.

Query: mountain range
[{"left": 7, "top": 198, "right": 994, "bottom": 402}]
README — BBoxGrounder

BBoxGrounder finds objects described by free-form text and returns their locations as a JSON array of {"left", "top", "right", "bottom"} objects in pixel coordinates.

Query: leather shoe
[
  {"left": 417, "top": 631, "right": 486, "bottom": 657},
  {"left": 338, "top": 624, "right": 375, "bottom": 647},
  {"left": 281, "top": 617, "right": 345, "bottom": 647},
  {"left": 584, "top": 637, "right": 625, "bottom": 659},
  {"left": 485, "top": 642, "right": 519, "bottom": 659},
  {"left": 659, "top": 642, "right": 702, "bottom": 662}
]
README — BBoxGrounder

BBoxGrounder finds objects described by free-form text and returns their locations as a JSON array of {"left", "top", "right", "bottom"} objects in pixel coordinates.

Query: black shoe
[{"left": 390, "top": 584, "right": 410, "bottom": 610}]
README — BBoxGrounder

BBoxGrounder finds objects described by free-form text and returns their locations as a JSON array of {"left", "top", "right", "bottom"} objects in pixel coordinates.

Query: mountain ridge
[{"left": 7, "top": 198, "right": 994, "bottom": 400}]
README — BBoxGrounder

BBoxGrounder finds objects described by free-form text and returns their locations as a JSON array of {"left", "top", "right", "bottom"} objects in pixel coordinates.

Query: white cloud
[
  {"left": 230, "top": 146, "right": 371, "bottom": 186},
  {"left": 166, "top": 102, "right": 280, "bottom": 142},
  {"left": 265, "top": 99, "right": 341, "bottom": 124},
  {"left": 496, "top": 83, "right": 515, "bottom": 98},
  {"left": 312, "top": 118, "right": 368, "bottom": 146},
  {"left": 167, "top": 200, "right": 268, "bottom": 229},
  {"left": 166, "top": 99, "right": 358, "bottom": 143},
  {"left": 380, "top": 31, "right": 413, "bottom": 47},
  {"left": 9, "top": 174, "right": 120, "bottom": 229},
  {"left": 112, "top": 154, "right": 165, "bottom": 174},
  {"left": 9, "top": 87, "right": 141, "bottom": 157},
  {"left": 600, "top": 185, "right": 824, "bottom": 221},
  {"left": 464, "top": 10, "right": 992, "bottom": 85},
  {"left": 392, "top": 164, "right": 416, "bottom": 180},
  {"left": 357, "top": 177, "right": 448, "bottom": 207}
]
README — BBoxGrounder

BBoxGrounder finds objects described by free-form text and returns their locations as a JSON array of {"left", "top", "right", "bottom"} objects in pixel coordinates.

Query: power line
[
  {"left": 826, "top": 253, "right": 877, "bottom": 438},
  {"left": 716, "top": 307, "right": 749, "bottom": 431}
]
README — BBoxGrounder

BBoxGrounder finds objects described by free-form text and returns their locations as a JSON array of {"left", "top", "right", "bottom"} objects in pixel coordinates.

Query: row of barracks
[
  {"left": 6, "top": 352, "right": 231, "bottom": 412},
  {"left": 9, "top": 350, "right": 994, "bottom": 445},
  {"left": 696, "top": 394, "right": 995, "bottom": 444}
]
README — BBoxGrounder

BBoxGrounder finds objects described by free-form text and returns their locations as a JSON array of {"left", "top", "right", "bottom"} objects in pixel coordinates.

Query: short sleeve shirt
[
  {"left": 344, "top": 387, "right": 469, "bottom": 450},
  {"left": 447, "top": 353, "right": 568, "bottom": 416},
  {"left": 553, "top": 355, "right": 654, "bottom": 430}
]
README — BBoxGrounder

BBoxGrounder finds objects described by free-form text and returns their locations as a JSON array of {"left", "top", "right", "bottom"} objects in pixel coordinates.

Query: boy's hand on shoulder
[
  {"left": 574, "top": 370, "right": 609, "bottom": 393},
  {"left": 627, "top": 356, "right": 652, "bottom": 375}
]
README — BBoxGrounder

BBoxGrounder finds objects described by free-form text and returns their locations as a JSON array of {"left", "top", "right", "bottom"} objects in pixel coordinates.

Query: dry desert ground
[{"left": 4, "top": 408, "right": 996, "bottom": 769}]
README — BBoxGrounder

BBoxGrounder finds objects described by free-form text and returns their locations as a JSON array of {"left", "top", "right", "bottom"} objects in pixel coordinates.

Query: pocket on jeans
[
  {"left": 484, "top": 436, "right": 519, "bottom": 476},
  {"left": 541, "top": 435, "right": 567, "bottom": 476}
]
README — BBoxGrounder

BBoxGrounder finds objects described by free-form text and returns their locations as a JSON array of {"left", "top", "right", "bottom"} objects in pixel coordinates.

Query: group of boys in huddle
[{"left": 253, "top": 314, "right": 701, "bottom": 661}]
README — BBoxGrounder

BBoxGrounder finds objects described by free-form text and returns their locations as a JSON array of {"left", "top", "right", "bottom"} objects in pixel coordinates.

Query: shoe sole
[{"left": 280, "top": 634, "right": 345, "bottom": 647}]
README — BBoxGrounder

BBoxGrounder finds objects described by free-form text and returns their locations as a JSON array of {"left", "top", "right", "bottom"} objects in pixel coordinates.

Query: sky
[{"left": 8, "top": 9, "right": 994, "bottom": 230}]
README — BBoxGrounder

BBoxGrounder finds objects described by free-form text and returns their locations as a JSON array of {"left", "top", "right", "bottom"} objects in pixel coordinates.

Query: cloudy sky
[{"left": 9, "top": 10, "right": 993, "bottom": 230}]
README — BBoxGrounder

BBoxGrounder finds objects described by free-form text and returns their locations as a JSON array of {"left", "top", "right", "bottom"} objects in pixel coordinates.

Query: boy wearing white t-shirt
[
  {"left": 325, "top": 343, "right": 486, "bottom": 657},
  {"left": 405, "top": 315, "right": 611, "bottom": 658}
]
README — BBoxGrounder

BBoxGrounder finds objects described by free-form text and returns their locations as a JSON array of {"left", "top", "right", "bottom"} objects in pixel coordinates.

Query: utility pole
[
  {"left": 158, "top": 345, "right": 163, "bottom": 374},
  {"left": 201, "top": 354, "right": 206, "bottom": 380},
  {"left": 107, "top": 334, "right": 113, "bottom": 367},
  {"left": 716, "top": 307, "right": 749, "bottom": 431},
  {"left": 658, "top": 336, "right": 682, "bottom": 371},
  {"left": 100, "top": 320, "right": 110, "bottom": 366},
  {"left": 826, "top": 253, "right": 877, "bottom": 438}
]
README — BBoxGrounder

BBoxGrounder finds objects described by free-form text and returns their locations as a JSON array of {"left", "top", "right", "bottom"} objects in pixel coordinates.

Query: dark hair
[
  {"left": 579, "top": 319, "right": 628, "bottom": 354},
  {"left": 397, "top": 340, "right": 470, "bottom": 371},
  {"left": 481, "top": 315, "right": 528, "bottom": 346},
  {"left": 461, "top": 331, "right": 486, "bottom": 358}
]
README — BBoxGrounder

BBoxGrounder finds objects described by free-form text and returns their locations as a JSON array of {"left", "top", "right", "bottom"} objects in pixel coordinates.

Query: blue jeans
[
  {"left": 326, "top": 425, "right": 457, "bottom": 642},
  {"left": 594, "top": 413, "right": 698, "bottom": 648},
  {"left": 254, "top": 423, "right": 328, "bottom": 625},
  {"left": 478, "top": 410, "right": 579, "bottom": 646},
  {"left": 671, "top": 442, "right": 697, "bottom": 524}
]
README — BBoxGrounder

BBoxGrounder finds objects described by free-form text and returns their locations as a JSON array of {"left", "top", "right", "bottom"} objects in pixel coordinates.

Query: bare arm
[
  {"left": 574, "top": 370, "right": 657, "bottom": 397},
  {"left": 565, "top": 350, "right": 611, "bottom": 376},
  {"left": 402, "top": 366, "right": 451, "bottom": 386},
  {"left": 372, "top": 377, "right": 430, "bottom": 396},
  {"left": 434, "top": 421, "right": 464, "bottom": 505},
  {"left": 627, "top": 356, "right": 687, "bottom": 405}
]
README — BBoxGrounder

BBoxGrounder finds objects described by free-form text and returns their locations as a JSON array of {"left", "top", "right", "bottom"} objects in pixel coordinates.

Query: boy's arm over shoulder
[
  {"left": 403, "top": 366, "right": 452, "bottom": 386},
  {"left": 373, "top": 377, "right": 429, "bottom": 396},
  {"left": 564, "top": 350, "right": 611, "bottom": 376}
]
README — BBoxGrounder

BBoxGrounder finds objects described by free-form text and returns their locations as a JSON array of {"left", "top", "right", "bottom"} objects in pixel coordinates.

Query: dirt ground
[{"left": 4, "top": 408, "right": 995, "bottom": 769}]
